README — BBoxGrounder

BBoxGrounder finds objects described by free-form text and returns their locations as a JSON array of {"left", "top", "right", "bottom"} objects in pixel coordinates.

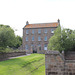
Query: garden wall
[
  {"left": 65, "top": 51, "right": 75, "bottom": 60},
  {"left": 45, "top": 51, "right": 75, "bottom": 75},
  {"left": 37, "top": 49, "right": 46, "bottom": 54},
  {"left": 0, "top": 51, "right": 26, "bottom": 61}
]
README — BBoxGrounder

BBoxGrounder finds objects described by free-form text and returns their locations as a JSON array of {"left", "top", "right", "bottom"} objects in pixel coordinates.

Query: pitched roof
[{"left": 25, "top": 22, "right": 59, "bottom": 28}]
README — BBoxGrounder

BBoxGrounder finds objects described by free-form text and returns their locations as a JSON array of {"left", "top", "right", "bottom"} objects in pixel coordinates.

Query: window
[
  {"left": 38, "top": 29, "right": 41, "bottom": 34},
  {"left": 38, "top": 36, "right": 41, "bottom": 41},
  {"left": 44, "top": 44, "right": 47, "bottom": 50},
  {"left": 38, "top": 44, "right": 41, "bottom": 47},
  {"left": 26, "top": 36, "right": 28, "bottom": 41},
  {"left": 32, "top": 29, "right": 34, "bottom": 34},
  {"left": 44, "top": 36, "right": 47, "bottom": 41},
  {"left": 38, "top": 44, "right": 41, "bottom": 50},
  {"left": 32, "top": 36, "right": 34, "bottom": 41},
  {"left": 51, "top": 29, "right": 54, "bottom": 33},
  {"left": 26, "top": 30, "right": 29, "bottom": 34},
  {"left": 31, "top": 44, "right": 34, "bottom": 50},
  {"left": 25, "top": 45, "right": 28, "bottom": 50},
  {"left": 31, "top": 44, "right": 34, "bottom": 47},
  {"left": 44, "top": 29, "right": 47, "bottom": 33},
  {"left": 44, "top": 44, "right": 47, "bottom": 47}
]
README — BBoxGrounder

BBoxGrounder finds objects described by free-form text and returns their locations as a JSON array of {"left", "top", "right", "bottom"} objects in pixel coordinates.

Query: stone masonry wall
[
  {"left": 64, "top": 60, "right": 75, "bottom": 75},
  {"left": 65, "top": 51, "right": 75, "bottom": 60},
  {"left": 45, "top": 51, "right": 75, "bottom": 75},
  {"left": 22, "top": 27, "right": 56, "bottom": 54},
  {"left": 0, "top": 51, "right": 26, "bottom": 61}
]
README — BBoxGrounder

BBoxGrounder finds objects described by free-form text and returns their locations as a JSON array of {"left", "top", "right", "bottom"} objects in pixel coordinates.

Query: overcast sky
[{"left": 0, "top": 0, "right": 75, "bottom": 37}]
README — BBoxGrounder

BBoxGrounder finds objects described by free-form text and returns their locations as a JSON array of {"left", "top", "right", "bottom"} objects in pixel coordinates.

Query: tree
[
  {"left": 0, "top": 25, "right": 15, "bottom": 49},
  {"left": 14, "top": 36, "right": 22, "bottom": 48},
  {"left": 48, "top": 26, "right": 75, "bottom": 52}
]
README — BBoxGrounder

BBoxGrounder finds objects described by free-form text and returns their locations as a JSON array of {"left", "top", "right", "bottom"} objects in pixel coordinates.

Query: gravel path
[{"left": 8, "top": 54, "right": 31, "bottom": 59}]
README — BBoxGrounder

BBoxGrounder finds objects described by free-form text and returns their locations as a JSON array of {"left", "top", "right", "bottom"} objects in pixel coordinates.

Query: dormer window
[
  {"left": 51, "top": 29, "right": 54, "bottom": 33},
  {"left": 38, "top": 29, "right": 41, "bottom": 34}
]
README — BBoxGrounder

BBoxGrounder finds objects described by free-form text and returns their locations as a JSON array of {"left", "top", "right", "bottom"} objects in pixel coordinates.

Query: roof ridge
[{"left": 29, "top": 22, "right": 58, "bottom": 25}]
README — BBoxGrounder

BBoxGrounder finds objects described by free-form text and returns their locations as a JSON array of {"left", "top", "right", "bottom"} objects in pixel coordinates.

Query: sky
[{"left": 0, "top": 0, "right": 75, "bottom": 37}]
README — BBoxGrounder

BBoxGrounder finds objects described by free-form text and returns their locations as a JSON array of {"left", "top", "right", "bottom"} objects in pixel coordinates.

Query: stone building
[{"left": 21, "top": 19, "right": 60, "bottom": 53}]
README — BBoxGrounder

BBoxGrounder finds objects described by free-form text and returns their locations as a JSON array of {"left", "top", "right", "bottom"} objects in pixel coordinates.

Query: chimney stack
[
  {"left": 26, "top": 21, "right": 29, "bottom": 25},
  {"left": 57, "top": 19, "right": 60, "bottom": 25}
]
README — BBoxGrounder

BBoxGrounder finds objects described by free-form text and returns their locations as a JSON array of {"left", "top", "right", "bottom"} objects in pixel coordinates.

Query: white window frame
[
  {"left": 38, "top": 44, "right": 41, "bottom": 50},
  {"left": 38, "top": 29, "right": 41, "bottom": 34},
  {"left": 25, "top": 45, "right": 28, "bottom": 50},
  {"left": 26, "top": 30, "right": 29, "bottom": 34},
  {"left": 26, "top": 36, "right": 28, "bottom": 41},
  {"left": 38, "top": 36, "right": 41, "bottom": 41},
  {"left": 38, "top": 44, "right": 41, "bottom": 47},
  {"left": 32, "top": 36, "right": 34, "bottom": 41},
  {"left": 51, "top": 29, "right": 54, "bottom": 33},
  {"left": 44, "top": 29, "right": 47, "bottom": 33},
  {"left": 32, "top": 29, "right": 34, "bottom": 34},
  {"left": 44, "top": 44, "right": 47, "bottom": 50},
  {"left": 44, "top": 36, "right": 47, "bottom": 41}
]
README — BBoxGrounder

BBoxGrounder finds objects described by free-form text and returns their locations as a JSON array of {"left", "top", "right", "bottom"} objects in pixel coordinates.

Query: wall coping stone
[
  {"left": 65, "top": 60, "right": 75, "bottom": 63},
  {"left": 45, "top": 50, "right": 60, "bottom": 55}
]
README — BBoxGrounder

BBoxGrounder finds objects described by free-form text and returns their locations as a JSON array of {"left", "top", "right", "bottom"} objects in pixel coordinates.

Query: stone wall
[
  {"left": 64, "top": 60, "right": 75, "bottom": 75},
  {"left": 65, "top": 51, "right": 75, "bottom": 60},
  {"left": 18, "top": 45, "right": 23, "bottom": 50},
  {"left": 45, "top": 51, "right": 75, "bottom": 75},
  {"left": 0, "top": 51, "right": 26, "bottom": 61},
  {"left": 37, "top": 47, "right": 47, "bottom": 54}
]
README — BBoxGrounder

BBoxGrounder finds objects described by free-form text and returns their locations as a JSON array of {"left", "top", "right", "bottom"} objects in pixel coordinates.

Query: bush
[{"left": 0, "top": 48, "right": 25, "bottom": 53}]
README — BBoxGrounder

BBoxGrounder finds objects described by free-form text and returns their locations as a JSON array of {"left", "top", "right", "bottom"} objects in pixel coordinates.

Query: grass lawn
[{"left": 0, "top": 54, "right": 45, "bottom": 75}]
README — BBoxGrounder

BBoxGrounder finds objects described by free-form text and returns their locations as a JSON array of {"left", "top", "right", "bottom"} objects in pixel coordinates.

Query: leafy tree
[
  {"left": 14, "top": 36, "right": 22, "bottom": 48},
  {"left": 0, "top": 25, "right": 15, "bottom": 49},
  {"left": 48, "top": 26, "right": 75, "bottom": 52}
]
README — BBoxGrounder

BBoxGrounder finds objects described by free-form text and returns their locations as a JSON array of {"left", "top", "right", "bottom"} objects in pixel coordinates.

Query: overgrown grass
[{"left": 0, "top": 54, "right": 45, "bottom": 75}]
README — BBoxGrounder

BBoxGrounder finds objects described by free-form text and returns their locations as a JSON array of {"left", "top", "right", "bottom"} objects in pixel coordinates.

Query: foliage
[
  {"left": 0, "top": 25, "right": 15, "bottom": 49},
  {"left": 48, "top": 26, "right": 75, "bottom": 52},
  {"left": 0, "top": 24, "right": 22, "bottom": 50},
  {"left": 0, "top": 48, "right": 25, "bottom": 53},
  {"left": 0, "top": 54, "right": 45, "bottom": 75},
  {"left": 14, "top": 36, "right": 22, "bottom": 48},
  {"left": 0, "top": 48, "right": 13, "bottom": 53}
]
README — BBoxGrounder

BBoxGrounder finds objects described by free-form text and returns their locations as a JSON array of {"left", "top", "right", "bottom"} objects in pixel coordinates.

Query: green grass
[{"left": 0, "top": 54, "right": 45, "bottom": 75}]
